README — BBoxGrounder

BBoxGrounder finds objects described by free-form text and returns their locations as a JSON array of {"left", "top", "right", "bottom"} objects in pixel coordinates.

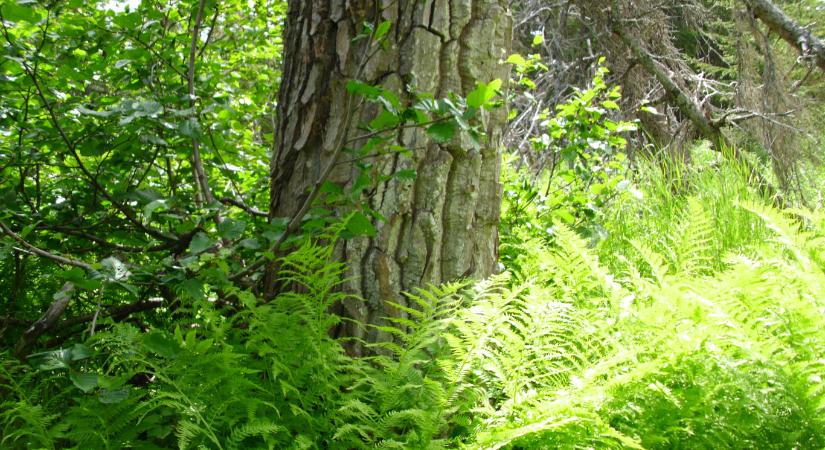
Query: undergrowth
[{"left": 3, "top": 156, "right": 825, "bottom": 448}]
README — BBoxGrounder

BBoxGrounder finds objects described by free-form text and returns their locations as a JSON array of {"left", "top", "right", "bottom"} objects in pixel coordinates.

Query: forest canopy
[{"left": 1, "top": 0, "right": 825, "bottom": 448}]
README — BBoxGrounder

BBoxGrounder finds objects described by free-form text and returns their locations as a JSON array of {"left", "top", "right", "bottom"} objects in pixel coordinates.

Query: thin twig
[{"left": 0, "top": 220, "right": 93, "bottom": 270}]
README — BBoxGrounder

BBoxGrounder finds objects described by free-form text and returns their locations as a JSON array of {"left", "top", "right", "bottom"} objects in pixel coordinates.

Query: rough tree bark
[
  {"left": 743, "top": 0, "right": 825, "bottom": 72},
  {"left": 269, "top": 1, "right": 512, "bottom": 350}
]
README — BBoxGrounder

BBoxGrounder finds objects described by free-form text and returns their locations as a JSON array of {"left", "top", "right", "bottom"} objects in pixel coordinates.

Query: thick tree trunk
[
  {"left": 743, "top": 0, "right": 825, "bottom": 72},
  {"left": 270, "top": 1, "right": 512, "bottom": 350}
]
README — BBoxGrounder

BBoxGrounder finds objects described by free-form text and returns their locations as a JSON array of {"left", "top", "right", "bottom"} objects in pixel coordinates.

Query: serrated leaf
[
  {"left": 58, "top": 267, "right": 101, "bottom": 290},
  {"left": 180, "top": 278, "right": 205, "bottom": 301},
  {"left": 143, "top": 199, "right": 168, "bottom": 223},
  {"left": 346, "top": 80, "right": 382, "bottom": 99},
  {"left": 27, "top": 348, "right": 72, "bottom": 371},
  {"left": 506, "top": 53, "right": 528, "bottom": 68},
  {"left": 70, "top": 343, "right": 92, "bottom": 361},
  {"left": 178, "top": 118, "right": 202, "bottom": 138}
]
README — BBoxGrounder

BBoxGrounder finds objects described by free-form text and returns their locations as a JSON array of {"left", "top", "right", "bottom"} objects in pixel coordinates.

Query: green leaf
[
  {"left": 218, "top": 218, "right": 246, "bottom": 240},
  {"left": 1, "top": 2, "right": 40, "bottom": 23},
  {"left": 70, "top": 343, "right": 92, "bottom": 361},
  {"left": 75, "top": 106, "right": 114, "bottom": 117},
  {"left": 58, "top": 267, "right": 101, "bottom": 290},
  {"left": 369, "top": 109, "right": 400, "bottom": 130},
  {"left": 28, "top": 349, "right": 72, "bottom": 371},
  {"left": 99, "top": 387, "right": 130, "bottom": 404},
  {"left": 345, "top": 212, "right": 376, "bottom": 237},
  {"left": 189, "top": 232, "right": 214, "bottom": 254},
  {"left": 640, "top": 105, "right": 659, "bottom": 115},
  {"left": 346, "top": 80, "right": 382, "bottom": 99},
  {"left": 178, "top": 118, "right": 202, "bottom": 138},
  {"left": 616, "top": 122, "right": 637, "bottom": 133},
  {"left": 143, "top": 330, "right": 181, "bottom": 359},
  {"left": 180, "top": 278, "right": 205, "bottom": 301},
  {"left": 426, "top": 121, "right": 456, "bottom": 143},
  {"left": 555, "top": 208, "right": 575, "bottom": 224},
  {"left": 143, "top": 199, "right": 168, "bottom": 223},
  {"left": 239, "top": 238, "right": 260, "bottom": 249},
  {"left": 374, "top": 20, "right": 392, "bottom": 41},
  {"left": 70, "top": 372, "right": 98, "bottom": 393},
  {"left": 506, "top": 53, "right": 528, "bottom": 68},
  {"left": 466, "top": 79, "right": 502, "bottom": 109},
  {"left": 395, "top": 169, "right": 417, "bottom": 181}
]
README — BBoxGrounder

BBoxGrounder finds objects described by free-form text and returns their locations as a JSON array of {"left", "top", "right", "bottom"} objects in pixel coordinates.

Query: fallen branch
[
  {"left": 743, "top": 0, "right": 825, "bottom": 72},
  {"left": 609, "top": 11, "right": 783, "bottom": 205}
]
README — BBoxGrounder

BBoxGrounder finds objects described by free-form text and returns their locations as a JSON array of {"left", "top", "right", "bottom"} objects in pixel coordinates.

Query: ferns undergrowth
[{"left": 3, "top": 158, "right": 825, "bottom": 448}]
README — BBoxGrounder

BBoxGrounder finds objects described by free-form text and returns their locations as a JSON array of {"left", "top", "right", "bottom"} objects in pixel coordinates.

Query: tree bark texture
[
  {"left": 269, "top": 1, "right": 512, "bottom": 347},
  {"left": 744, "top": 0, "right": 825, "bottom": 72}
]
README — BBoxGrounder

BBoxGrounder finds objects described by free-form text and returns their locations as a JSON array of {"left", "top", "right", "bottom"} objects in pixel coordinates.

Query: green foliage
[
  {"left": 2, "top": 2, "right": 825, "bottom": 449},
  {"left": 0, "top": 0, "right": 286, "bottom": 346},
  {"left": 500, "top": 64, "right": 638, "bottom": 272},
  {"left": 5, "top": 159, "right": 825, "bottom": 448}
]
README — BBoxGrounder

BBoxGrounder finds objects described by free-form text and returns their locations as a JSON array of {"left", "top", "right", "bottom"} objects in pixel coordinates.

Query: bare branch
[
  {"left": 219, "top": 197, "right": 268, "bottom": 217},
  {"left": 14, "top": 282, "right": 75, "bottom": 359},
  {"left": 743, "top": 0, "right": 825, "bottom": 72},
  {"left": 0, "top": 220, "right": 93, "bottom": 271}
]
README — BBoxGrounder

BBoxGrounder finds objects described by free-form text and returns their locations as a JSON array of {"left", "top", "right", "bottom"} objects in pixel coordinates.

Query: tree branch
[
  {"left": 0, "top": 220, "right": 93, "bottom": 271},
  {"left": 54, "top": 299, "right": 166, "bottom": 332},
  {"left": 743, "top": 0, "right": 825, "bottom": 72},
  {"left": 219, "top": 197, "right": 268, "bottom": 217},
  {"left": 14, "top": 282, "right": 75, "bottom": 359},
  {"left": 187, "top": 0, "right": 217, "bottom": 208}
]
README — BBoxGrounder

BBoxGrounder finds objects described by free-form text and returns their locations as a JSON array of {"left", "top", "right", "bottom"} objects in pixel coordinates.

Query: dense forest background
[{"left": 1, "top": 0, "right": 825, "bottom": 448}]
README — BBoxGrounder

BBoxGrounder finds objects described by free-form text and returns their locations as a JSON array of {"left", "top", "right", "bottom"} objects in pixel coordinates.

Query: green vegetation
[
  {"left": 4, "top": 145, "right": 825, "bottom": 448},
  {"left": 2, "top": 0, "right": 825, "bottom": 448}
]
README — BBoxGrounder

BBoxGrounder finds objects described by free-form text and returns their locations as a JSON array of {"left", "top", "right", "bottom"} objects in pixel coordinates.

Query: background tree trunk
[{"left": 269, "top": 1, "right": 512, "bottom": 350}]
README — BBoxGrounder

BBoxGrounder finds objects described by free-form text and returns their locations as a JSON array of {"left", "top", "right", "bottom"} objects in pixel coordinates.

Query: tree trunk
[{"left": 269, "top": 1, "right": 512, "bottom": 351}]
